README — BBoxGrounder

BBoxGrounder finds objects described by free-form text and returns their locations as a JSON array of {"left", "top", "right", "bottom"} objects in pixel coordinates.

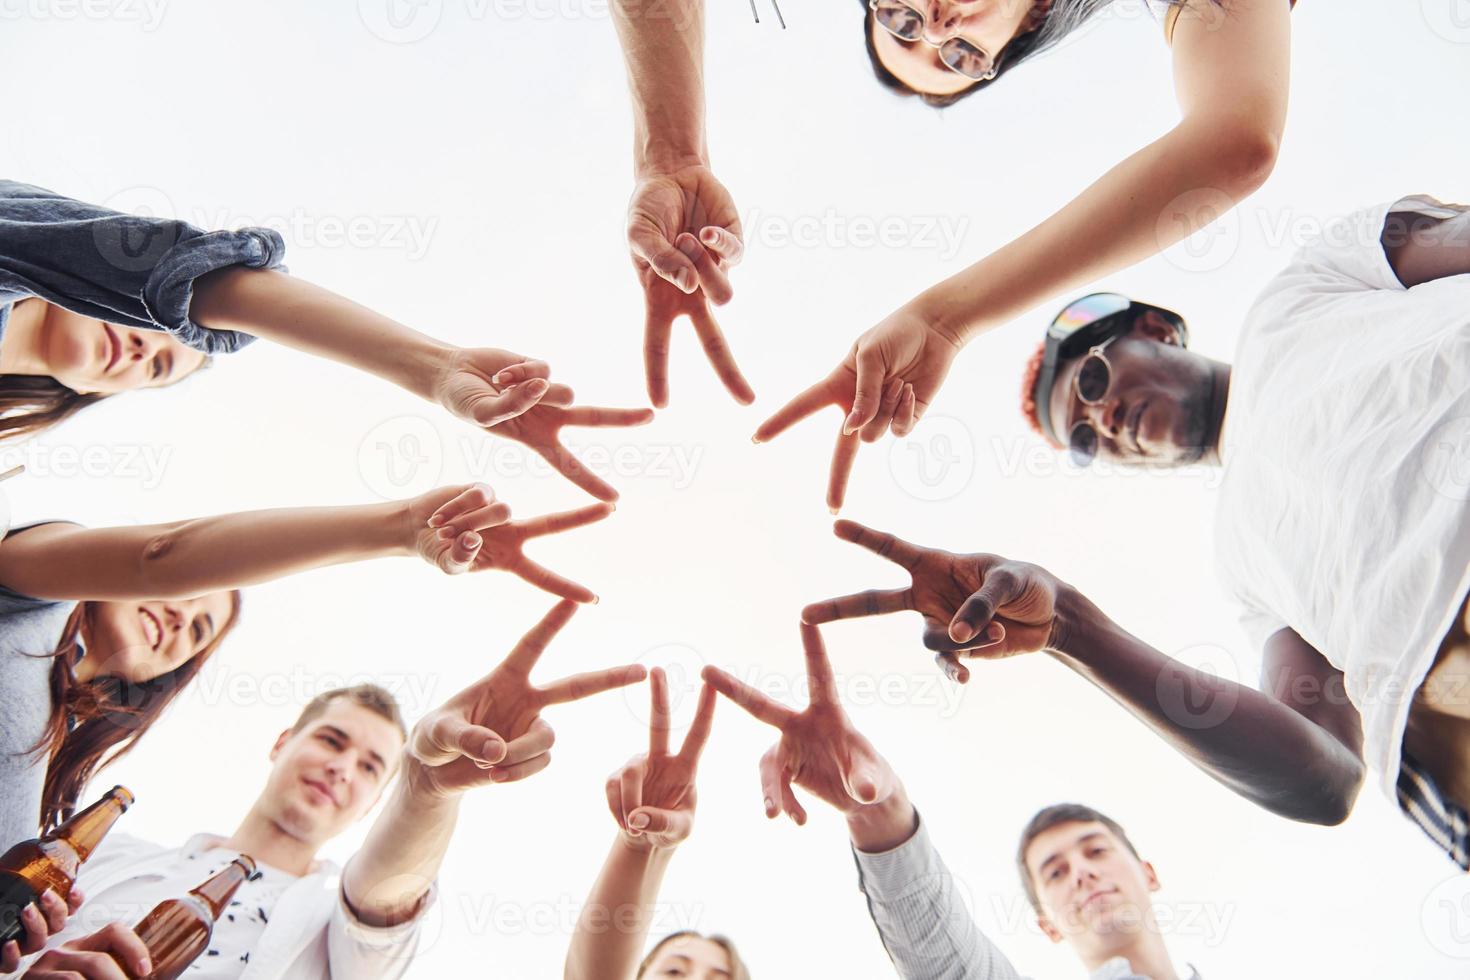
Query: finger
[
  {"left": 512, "top": 557, "right": 597, "bottom": 604},
  {"left": 627, "top": 806, "right": 693, "bottom": 842},
  {"left": 503, "top": 599, "right": 580, "bottom": 674},
  {"left": 678, "top": 682, "right": 718, "bottom": 763},
  {"left": 534, "top": 439, "right": 621, "bottom": 503},
  {"left": 842, "top": 741, "right": 888, "bottom": 806},
  {"left": 490, "top": 359, "right": 552, "bottom": 387},
  {"left": 844, "top": 345, "right": 888, "bottom": 435},
  {"left": 38, "top": 888, "right": 66, "bottom": 935},
  {"left": 489, "top": 751, "right": 553, "bottom": 784},
  {"left": 414, "top": 712, "right": 507, "bottom": 768},
  {"left": 540, "top": 382, "right": 576, "bottom": 408},
  {"left": 698, "top": 225, "right": 744, "bottom": 266},
  {"left": 519, "top": 502, "right": 615, "bottom": 539},
  {"left": 81, "top": 923, "right": 151, "bottom": 976},
  {"left": 779, "top": 770, "right": 807, "bottom": 826},
  {"left": 759, "top": 747, "right": 785, "bottom": 819},
  {"left": 427, "top": 483, "right": 497, "bottom": 528},
  {"left": 540, "top": 664, "right": 648, "bottom": 705},
  {"left": 949, "top": 568, "right": 1022, "bottom": 644},
  {"left": 19, "top": 903, "right": 48, "bottom": 954},
  {"left": 825, "top": 428, "right": 861, "bottom": 514},
  {"left": 644, "top": 299, "right": 673, "bottom": 409},
  {"left": 560, "top": 405, "right": 657, "bottom": 429},
  {"left": 606, "top": 772, "right": 628, "bottom": 832},
  {"left": 800, "top": 588, "right": 912, "bottom": 626},
  {"left": 649, "top": 667, "right": 671, "bottom": 757},
  {"left": 891, "top": 384, "right": 918, "bottom": 437},
  {"left": 689, "top": 305, "right": 756, "bottom": 405},
  {"left": 499, "top": 718, "right": 556, "bottom": 766},
  {"left": 436, "top": 501, "right": 512, "bottom": 537},
  {"left": 831, "top": 519, "right": 926, "bottom": 571},
  {"left": 1, "top": 939, "right": 18, "bottom": 974},
  {"left": 675, "top": 232, "right": 734, "bottom": 305},
  {"left": 935, "top": 650, "right": 971, "bottom": 685},
  {"left": 32, "top": 949, "right": 133, "bottom": 980},
  {"left": 437, "top": 530, "right": 483, "bottom": 575},
  {"left": 799, "top": 623, "right": 839, "bottom": 707},
  {"left": 700, "top": 665, "right": 795, "bottom": 728},
  {"left": 620, "top": 765, "right": 644, "bottom": 832},
  {"left": 465, "top": 379, "right": 551, "bottom": 428},
  {"left": 859, "top": 378, "right": 904, "bottom": 444},
  {"left": 631, "top": 227, "right": 698, "bottom": 293},
  {"left": 752, "top": 379, "right": 833, "bottom": 444},
  {"left": 66, "top": 887, "right": 85, "bottom": 915}
]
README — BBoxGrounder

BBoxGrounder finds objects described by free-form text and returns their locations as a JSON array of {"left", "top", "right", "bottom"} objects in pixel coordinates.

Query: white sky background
[{"left": 3, "top": 0, "right": 1470, "bottom": 975}]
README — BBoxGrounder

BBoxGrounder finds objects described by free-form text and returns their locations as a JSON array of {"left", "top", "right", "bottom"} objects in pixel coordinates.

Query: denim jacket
[{"left": 0, "top": 179, "right": 285, "bottom": 354}]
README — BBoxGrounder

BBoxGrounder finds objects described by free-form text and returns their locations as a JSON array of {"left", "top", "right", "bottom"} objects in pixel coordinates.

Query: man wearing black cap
[{"left": 802, "top": 194, "right": 1470, "bottom": 870}]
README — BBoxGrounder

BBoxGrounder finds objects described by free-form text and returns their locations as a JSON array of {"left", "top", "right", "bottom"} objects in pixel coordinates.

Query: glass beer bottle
[
  {"left": 128, "top": 855, "right": 256, "bottom": 980},
  {"left": 0, "top": 785, "right": 134, "bottom": 947}
]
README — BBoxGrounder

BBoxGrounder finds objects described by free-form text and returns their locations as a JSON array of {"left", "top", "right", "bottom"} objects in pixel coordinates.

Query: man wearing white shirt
[{"left": 12, "top": 601, "right": 643, "bottom": 979}]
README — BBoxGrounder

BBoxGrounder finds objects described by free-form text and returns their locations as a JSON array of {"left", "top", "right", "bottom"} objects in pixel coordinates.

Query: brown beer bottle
[
  {"left": 0, "top": 785, "right": 134, "bottom": 947},
  {"left": 127, "top": 855, "right": 256, "bottom": 980}
]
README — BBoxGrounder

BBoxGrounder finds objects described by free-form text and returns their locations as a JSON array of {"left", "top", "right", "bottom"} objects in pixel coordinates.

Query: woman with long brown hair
[
  {"left": 0, "top": 480, "right": 618, "bottom": 854},
  {"left": 0, "top": 179, "right": 651, "bottom": 500}
]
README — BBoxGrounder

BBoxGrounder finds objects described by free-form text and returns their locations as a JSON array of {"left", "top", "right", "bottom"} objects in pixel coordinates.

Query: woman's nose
[{"left": 924, "top": 0, "right": 960, "bottom": 40}]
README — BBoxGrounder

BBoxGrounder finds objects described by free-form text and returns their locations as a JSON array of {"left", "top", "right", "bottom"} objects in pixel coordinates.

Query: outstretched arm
[{"left": 612, "top": 0, "right": 707, "bottom": 182}]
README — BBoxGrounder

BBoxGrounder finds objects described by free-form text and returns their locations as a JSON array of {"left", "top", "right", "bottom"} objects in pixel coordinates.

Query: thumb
[
  {"left": 628, "top": 806, "right": 693, "bottom": 841},
  {"left": 468, "top": 379, "right": 549, "bottom": 428},
  {"left": 948, "top": 570, "right": 1021, "bottom": 644},
  {"left": 630, "top": 227, "right": 698, "bottom": 293},
  {"left": 438, "top": 530, "right": 481, "bottom": 575},
  {"left": 844, "top": 344, "right": 886, "bottom": 435}
]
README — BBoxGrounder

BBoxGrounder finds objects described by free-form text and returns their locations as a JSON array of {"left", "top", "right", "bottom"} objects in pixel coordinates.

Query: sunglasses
[
  {"left": 1066, "top": 334, "right": 1119, "bottom": 467},
  {"left": 868, "top": 0, "right": 998, "bottom": 80}
]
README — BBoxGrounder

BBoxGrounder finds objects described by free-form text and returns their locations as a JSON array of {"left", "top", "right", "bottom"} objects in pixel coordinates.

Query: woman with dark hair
[
  {"left": 611, "top": 0, "right": 1292, "bottom": 509},
  {"left": 565, "top": 669, "right": 750, "bottom": 980},
  {"left": 0, "top": 480, "right": 613, "bottom": 856},
  {"left": 0, "top": 180, "right": 652, "bottom": 500}
]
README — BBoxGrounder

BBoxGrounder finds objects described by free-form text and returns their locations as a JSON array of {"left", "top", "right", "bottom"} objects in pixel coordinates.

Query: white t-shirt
[
  {"left": 22, "top": 833, "right": 428, "bottom": 980},
  {"left": 1214, "top": 194, "right": 1470, "bottom": 798}
]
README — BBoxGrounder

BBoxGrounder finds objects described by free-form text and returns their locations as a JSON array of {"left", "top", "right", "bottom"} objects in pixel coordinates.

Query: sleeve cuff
[
  {"left": 335, "top": 879, "right": 437, "bottom": 949},
  {"left": 141, "top": 226, "right": 286, "bottom": 354},
  {"left": 853, "top": 810, "right": 943, "bottom": 900}
]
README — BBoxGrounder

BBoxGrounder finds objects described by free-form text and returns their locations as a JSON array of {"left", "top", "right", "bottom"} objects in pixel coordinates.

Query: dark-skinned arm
[
  {"left": 1046, "top": 586, "right": 1366, "bottom": 825},
  {"left": 1382, "top": 206, "right": 1470, "bottom": 288}
]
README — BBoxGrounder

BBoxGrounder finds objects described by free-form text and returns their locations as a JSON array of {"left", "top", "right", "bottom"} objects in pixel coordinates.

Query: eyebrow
[{"left": 1038, "top": 831, "right": 1106, "bottom": 875}]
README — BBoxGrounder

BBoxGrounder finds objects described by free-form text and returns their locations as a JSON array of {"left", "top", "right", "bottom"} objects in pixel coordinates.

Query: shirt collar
[{"left": 1089, "top": 956, "right": 1200, "bottom": 980}]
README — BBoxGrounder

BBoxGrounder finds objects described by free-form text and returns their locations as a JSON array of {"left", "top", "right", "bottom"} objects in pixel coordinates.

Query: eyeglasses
[
  {"left": 1066, "top": 334, "right": 1118, "bottom": 467},
  {"left": 868, "top": 0, "right": 998, "bottom": 81},
  {"left": 749, "top": 0, "right": 786, "bottom": 28}
]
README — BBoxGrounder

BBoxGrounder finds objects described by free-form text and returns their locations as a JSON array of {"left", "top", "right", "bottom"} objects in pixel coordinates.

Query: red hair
[{"left": 1020, "top": 339, "right": 1064, "bottom": 449}]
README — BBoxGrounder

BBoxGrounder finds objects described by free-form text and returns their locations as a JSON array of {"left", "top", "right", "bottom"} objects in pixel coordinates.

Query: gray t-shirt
[{"left": 0, "top": 527, "right": 76, "bottom": 851}]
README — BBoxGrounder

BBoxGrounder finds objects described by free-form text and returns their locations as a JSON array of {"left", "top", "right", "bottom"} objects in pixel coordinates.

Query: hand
[
  {"left": 488, "top": 403, "right": 656, "bottom": 502},
  {"left": 606, "top": 668, "right": 717, "bottom": 851},
  {"left": 434, "top": 347, "right": 576, "bottom": 429},
  {"left": 801, "top": 520, "right": 1062, "bottom": 683},
  {"left": 628, "top": 166, "right": 754, "bottom": 408},
  {"left": 423, "top": 485, "right": 614, "bottom": 602},
  {"left": 753, "top": 303, "right": 963, "bottom": 512},
  {"left": 702, "top": 624, "right": 899, "bottom": 824},
  {"left": 1, "top": 888, "right": 84, "bottom": 973},
  {"left": 406, "top": 600, "right": 647, "bottom": 799},
  {"left": 19, "top": 921, "right": 149, "bottom": 980}
]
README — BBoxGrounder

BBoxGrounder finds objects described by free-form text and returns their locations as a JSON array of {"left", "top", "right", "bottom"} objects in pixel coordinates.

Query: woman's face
[
  {"left": 643, "top": 937, "right": 734, "bottom": 979},
  {"left": 42, "top": 305, "right": 207, "bottom": 395},
  {"left": 871, "top": 0, "right": 1036, "bottom": 96},
  {"left": 83, "top": 593, "right": 236, "bottom": 683}
]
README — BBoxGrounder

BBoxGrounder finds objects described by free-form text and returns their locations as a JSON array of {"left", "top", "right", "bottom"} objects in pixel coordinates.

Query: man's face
[
  {"left": 1024, "top": 821, "right": 1161, "bottom": 954},
  {"left": 258, "top": 700, "right": 405, "bottom": 847},
  {"left": 1047, "top": 311, "right": 1216, "bottom": 468}
]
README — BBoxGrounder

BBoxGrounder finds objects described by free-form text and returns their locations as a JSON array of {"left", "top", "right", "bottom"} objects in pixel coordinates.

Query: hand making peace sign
[
  {"left": 702, "top": 624, "right": 900, "bottom": 825},
  {"left": 605, "top": 667, "right": 718, "bottom": 851},
  {"left": 406, "top": 600, "right": 646, "bottom": 799},
  {"left": 801, "top": 520, "right": 1064, "bottom": 683}
]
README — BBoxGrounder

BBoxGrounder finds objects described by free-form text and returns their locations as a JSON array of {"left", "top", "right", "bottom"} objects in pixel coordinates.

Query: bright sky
[{"left": 4, "top": 0, "right": 1470, "bottom": 976}]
